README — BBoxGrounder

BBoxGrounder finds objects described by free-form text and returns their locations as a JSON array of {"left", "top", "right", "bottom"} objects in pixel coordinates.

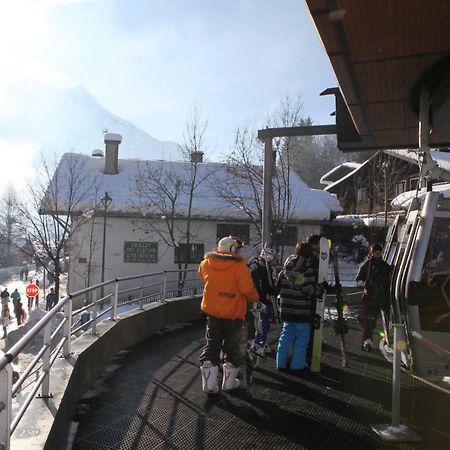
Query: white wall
[{"left": 67, "top": 216, "right": 321, "bottom": 294}]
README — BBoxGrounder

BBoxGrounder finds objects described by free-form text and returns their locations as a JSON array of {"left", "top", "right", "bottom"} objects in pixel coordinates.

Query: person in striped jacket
[{"left": 276, "top": 242, "right": 324, "bottom": 371}]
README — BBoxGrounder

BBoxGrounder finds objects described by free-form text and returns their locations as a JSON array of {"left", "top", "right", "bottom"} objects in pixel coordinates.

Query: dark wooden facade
[{"left": 326, "top": 151, "right": 420, "bottom": 215}]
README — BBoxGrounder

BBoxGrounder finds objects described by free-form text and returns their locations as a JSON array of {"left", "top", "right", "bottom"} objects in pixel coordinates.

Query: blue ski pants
[{"left": 276, "top": 322, "right": 311, "bottom": 370}]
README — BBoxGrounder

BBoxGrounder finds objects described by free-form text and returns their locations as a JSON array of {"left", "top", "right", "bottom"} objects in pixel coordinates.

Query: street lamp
[{"left": 100, "top": 192, "right": 112, "bottom": 300}]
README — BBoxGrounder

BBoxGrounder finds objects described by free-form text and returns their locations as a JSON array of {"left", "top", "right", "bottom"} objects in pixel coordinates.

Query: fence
[{"left": 0, "top": 269, "right": 202, "bottom": 450}]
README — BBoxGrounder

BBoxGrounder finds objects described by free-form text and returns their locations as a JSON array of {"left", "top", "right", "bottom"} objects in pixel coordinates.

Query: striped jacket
[{"left": 277, "top": 255, "right": 323, "bottom": 323}]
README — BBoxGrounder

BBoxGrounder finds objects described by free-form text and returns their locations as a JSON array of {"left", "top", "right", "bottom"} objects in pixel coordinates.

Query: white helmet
[{"left": 217, "top": 236, "right": 240, "bottom": 253}]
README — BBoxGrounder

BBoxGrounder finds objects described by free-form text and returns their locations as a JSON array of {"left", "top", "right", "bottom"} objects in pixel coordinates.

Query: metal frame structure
[{"left": 0, "top": 268, "right": 202, "bottom": 449}]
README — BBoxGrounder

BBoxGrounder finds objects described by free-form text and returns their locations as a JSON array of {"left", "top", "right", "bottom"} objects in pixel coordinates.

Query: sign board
[
  {"left": 26, "top": 283, "right": 39, "bottom": 298},
  {"left": 123, "top": 241, "right": 158, "bottom": 263}
]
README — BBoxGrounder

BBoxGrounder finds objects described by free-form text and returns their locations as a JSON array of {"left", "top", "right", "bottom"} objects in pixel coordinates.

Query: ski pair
[{"left": 310, "top": 238, "right": 348, "bottom": 372}]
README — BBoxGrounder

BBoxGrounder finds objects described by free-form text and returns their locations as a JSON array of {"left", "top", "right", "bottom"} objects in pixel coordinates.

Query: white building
[{"left": 49, "top": 134, "right": 342, "bottom": 296}]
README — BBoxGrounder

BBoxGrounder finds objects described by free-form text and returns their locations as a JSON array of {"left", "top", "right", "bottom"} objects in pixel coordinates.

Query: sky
[{"left": 0, "top": 0, "right": 337, "bottom": 179}]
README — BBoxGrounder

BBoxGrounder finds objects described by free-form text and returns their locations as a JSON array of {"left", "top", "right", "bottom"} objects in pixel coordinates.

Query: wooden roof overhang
[{"left": 306, "top": 0, "right": 450, "bottom": 152}]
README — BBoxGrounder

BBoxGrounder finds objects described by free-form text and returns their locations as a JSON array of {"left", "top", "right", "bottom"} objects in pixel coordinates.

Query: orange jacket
[{"left": 199, "top": 251, "right": 259, "bottom": 320}]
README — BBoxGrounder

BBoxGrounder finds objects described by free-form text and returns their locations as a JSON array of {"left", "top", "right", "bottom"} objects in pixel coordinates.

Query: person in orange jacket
[{"left": 199, "top": 236, "right": 259, "bottom": 394}]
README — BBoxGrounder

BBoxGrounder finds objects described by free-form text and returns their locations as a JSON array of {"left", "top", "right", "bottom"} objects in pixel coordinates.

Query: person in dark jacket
[
  {"left": 46, "top": 288, "right": 56, "bottom": 311},
  {"left": 356, "top": 243, "right": 391, "bottom": 351},
  {"left": 248, "top": 248, "right": 277, "bottom": 352},
  {"left": 276, "top": 242, "right": 323, "bottom": 371}
]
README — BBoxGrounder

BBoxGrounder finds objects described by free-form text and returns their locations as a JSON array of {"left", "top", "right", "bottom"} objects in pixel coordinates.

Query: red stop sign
[{"left": 26, "top": 283, "right": 39, "bottom": 298}]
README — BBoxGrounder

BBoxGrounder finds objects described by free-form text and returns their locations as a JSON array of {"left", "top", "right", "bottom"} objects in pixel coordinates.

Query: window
[
  {"left": 175, "top": 243, "right": 204, "bottom": 264},
  {"left": 394, "top": 181, "right": 406, "bottom": 196},
  {"left": 273, "top": 225, "right": 298, "bottom": 246},
  {"left": 216, "top": 224, "right": 250, "bottom": 244},
  {"left": 357, "top": 188, "right": 368, "bottom": 203},
  {"left": 409, "top": 177, "right": 419, "bottom": 191}
]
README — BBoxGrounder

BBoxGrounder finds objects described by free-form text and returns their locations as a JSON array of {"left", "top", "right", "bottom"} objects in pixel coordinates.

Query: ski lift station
[{"left": 1, "top": 1, "right": 450, "bottom": 449}]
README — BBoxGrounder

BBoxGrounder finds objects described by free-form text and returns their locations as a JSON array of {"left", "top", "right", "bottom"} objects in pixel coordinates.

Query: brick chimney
[{"left": 104, "top": 133, "right": 122, "bottom": 174}]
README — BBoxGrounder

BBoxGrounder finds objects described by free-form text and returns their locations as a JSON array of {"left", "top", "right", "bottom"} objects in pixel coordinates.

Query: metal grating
[{"left": 73, "top": 310, "right": 450, "bottom": 450}]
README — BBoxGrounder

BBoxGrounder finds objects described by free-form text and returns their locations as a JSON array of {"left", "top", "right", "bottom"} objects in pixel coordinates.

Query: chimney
[
  {"left": 104, "top": 133, "right": 122, "bottom": 174},
  {"left": 190, "top": 151, "right": 203, "bottom": 163}
]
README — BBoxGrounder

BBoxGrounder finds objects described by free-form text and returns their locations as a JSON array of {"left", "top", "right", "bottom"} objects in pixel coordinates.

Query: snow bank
[{"left": 6, "top": 308, "right": 65, "bottom": 357}]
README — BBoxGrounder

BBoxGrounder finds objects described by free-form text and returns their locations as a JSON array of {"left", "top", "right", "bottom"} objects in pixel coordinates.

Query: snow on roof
[
  {"left": 49, "top": 153, "right": 342, "bottom": 221},
  {"left": 320, "top": 162, "right": 361, "bottom": 186},
  {"left": 391, "top": 182, "right": 450, "bottom": 209},
  {"left": 384, "top": 149, "right": 450, "bottom": 173},
  {"left": 332, "top": 213, "right": 399, "bottom": 227},
  {"left": 324, "top": 150, "right": 450, "bottom": 193}
]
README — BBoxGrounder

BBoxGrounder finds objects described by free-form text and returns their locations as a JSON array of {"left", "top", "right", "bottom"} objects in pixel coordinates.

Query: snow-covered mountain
[{"left": 0, "top": 84, "right": 180, "bottom": 162}]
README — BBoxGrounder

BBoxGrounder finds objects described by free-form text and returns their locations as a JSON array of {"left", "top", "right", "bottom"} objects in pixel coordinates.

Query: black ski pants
[
  {"left": 199, "top": 316, "right": 243, "bottom": 368},
  {"left": 359, "top": 302, "right": 390, "bottom": 342}
]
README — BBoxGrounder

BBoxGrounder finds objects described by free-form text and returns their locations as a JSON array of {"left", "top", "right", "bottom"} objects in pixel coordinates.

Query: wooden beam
[{"left": 257, "top": 124, "right": 337, "bottom": 140}]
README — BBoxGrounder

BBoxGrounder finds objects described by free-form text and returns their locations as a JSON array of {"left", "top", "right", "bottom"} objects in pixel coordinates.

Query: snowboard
[{"left": 310, "top": 237, "right": 330, "bottom": 373}]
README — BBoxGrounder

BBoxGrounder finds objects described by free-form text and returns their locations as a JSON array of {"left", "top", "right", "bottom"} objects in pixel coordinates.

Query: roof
[
  {"left": 324, "top": 150, "right": 450, "bottom": 192},
  {"left": 320, "top": 161, "right": 361, "bottom": 185},
  {"left": 305, "top": 1, "right": 450, "bottom": 151},
  {"left": 332, "top": 213, "right": 398, "bottom": 228},
  {"left": 391, "top": 182, "right": 450, "bottom": 210},
  {"left": 47, "top": 153, "right": 342, "bottom": 222}
]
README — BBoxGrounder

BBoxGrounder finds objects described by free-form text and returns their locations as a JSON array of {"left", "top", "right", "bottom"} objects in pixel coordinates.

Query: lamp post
[{"left": 100, "top": 192, "right": 112, "bottom": 300}]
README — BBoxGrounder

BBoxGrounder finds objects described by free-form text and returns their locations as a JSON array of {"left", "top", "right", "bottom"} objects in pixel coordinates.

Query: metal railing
[{"left": 0, "top": 268, "right": 202, "bottom": 449}]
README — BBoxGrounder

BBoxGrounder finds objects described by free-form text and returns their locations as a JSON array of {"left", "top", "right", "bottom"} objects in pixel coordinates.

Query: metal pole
[
  {"left": 62, "top": 299, "right": 72, "bottom": 357},
  {"left": 100, "top": 192, "right": 112, "bottom": 300},
  {"left": 0, "top": 361, "right": 12, "bottom": 450},
  {"left": 40, "top": 321, "right": 51, "bottom": 398},
  {"left": 162, "top": 271, "right": 167, "bottom": 303},
  {"left": 110, "top": 281, "right": 118, "bottom": 321},
  {"left": 91, "top": 290, "right": 98, "bottom": 335},
  {"left": 391, "top": 324, "right": 402, "bottom": 427},
  {"left": 262, "top": 137, "right": 273, "bottom": 248},
  {"left": 139, "top": 278, "right": 144, "bottom": 310}
]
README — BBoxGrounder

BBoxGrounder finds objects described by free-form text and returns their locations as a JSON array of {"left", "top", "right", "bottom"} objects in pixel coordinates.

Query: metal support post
[
  {"left": 110, "top": 281, "right": 118, "bottom": 321},
  {"left": 39, "top": 321, "right": 52, "bottom": 398},
  {"left": 91, "top": 290, "right": 98, "bottom": 335},
  {"left": 139, "top": 278, "right": 144, "bottom": 310},
  {"left": 161, "top": 271, "right": 167, "bottom": 303},
  {"left": 63, "top": 299, "right": 72, "bottom": 357},
  {"left": 0, "top": 361, "right": 12, "bottom": 450},
  {"left": 371, "top": 324, "right": 421, "bottom": 442},
  {"left": 262, "top": 137, "right": 273, "bottom": 248}
]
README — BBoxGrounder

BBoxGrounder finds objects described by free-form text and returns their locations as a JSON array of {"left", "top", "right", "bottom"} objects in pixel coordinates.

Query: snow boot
[
  {"left": 222, "top": 362, "right": 240, "bottom": 391},
  {"left": 200, "top": 361, "right": 219, "bottom": 394}
]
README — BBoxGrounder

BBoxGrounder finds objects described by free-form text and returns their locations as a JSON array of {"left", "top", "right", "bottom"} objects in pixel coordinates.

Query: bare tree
[
  {"left": 214, "top": 94, "right": 306, "bottom": 260},
  {"left": 16, "top": 153, "right": 99, "bottom": 299},
  {"left": 0, "top": 186, "right": 21, "bottom": 266},
  {"left": 131, "top": 106, "right": 210, "bottom": 289}
]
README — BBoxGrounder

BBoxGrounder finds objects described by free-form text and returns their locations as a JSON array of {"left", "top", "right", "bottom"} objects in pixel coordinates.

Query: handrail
[{"left": 0, "top": 267, "right": 203, "bottom": 449}]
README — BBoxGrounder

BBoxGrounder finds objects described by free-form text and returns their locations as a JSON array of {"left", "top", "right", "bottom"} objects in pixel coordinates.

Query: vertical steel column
[
  {"left": 161, "top": 271, "right": 167, "bottom": 303},
  {"left": 40, "top": 321, "right": 52, "bottom": 398},
  {"left": 418, "top": 87, "right": 430, "bottom": 191},
  {"left": 139, "top": 278, "right": 144, "bottom": 310},
  {"left": 262, "top": 137, "right": 273, "bottom": 248},
  {"left": 63, "top": 299, "right": 72, "bottom": 357},
  {"left": 0, "top": 362, "right": 12, "bottom": 450},
  {"left": 391, "top": 324, "right": 402, "bottom": 427},
  {"left": 91, "top": 290, "right": 98, "bottom": 335},
  {"left": 111, "top": 281, "right": 119, "bottom": 321}
]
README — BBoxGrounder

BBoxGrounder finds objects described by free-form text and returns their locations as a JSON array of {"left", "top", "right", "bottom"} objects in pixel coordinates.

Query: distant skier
[
  {"left": 198, "top": 236, "right": 259, "bottom": 394},
  {"left": 248, "top": 248, "right": 278, "bottom": 353},
  {"left": 276, "top": 242, "right": 324, "bottom": 371},
  {"left": 356, "top": 243, "right": 391, "bottom": 352},
  {"left": 16, "top": 302, "right": 26, "bottom": 326},
  {"left": 1, "top": 303, "right": 10, "bottom": 339},
  {"left": 11, "top": 288, "right": 21, "bottom": 321},
  {"left": 1, "top": 288, "right": 10, "bottom": 306},
  {"left": 46, "top": 288, "right": 56, "bottom": 311}
]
